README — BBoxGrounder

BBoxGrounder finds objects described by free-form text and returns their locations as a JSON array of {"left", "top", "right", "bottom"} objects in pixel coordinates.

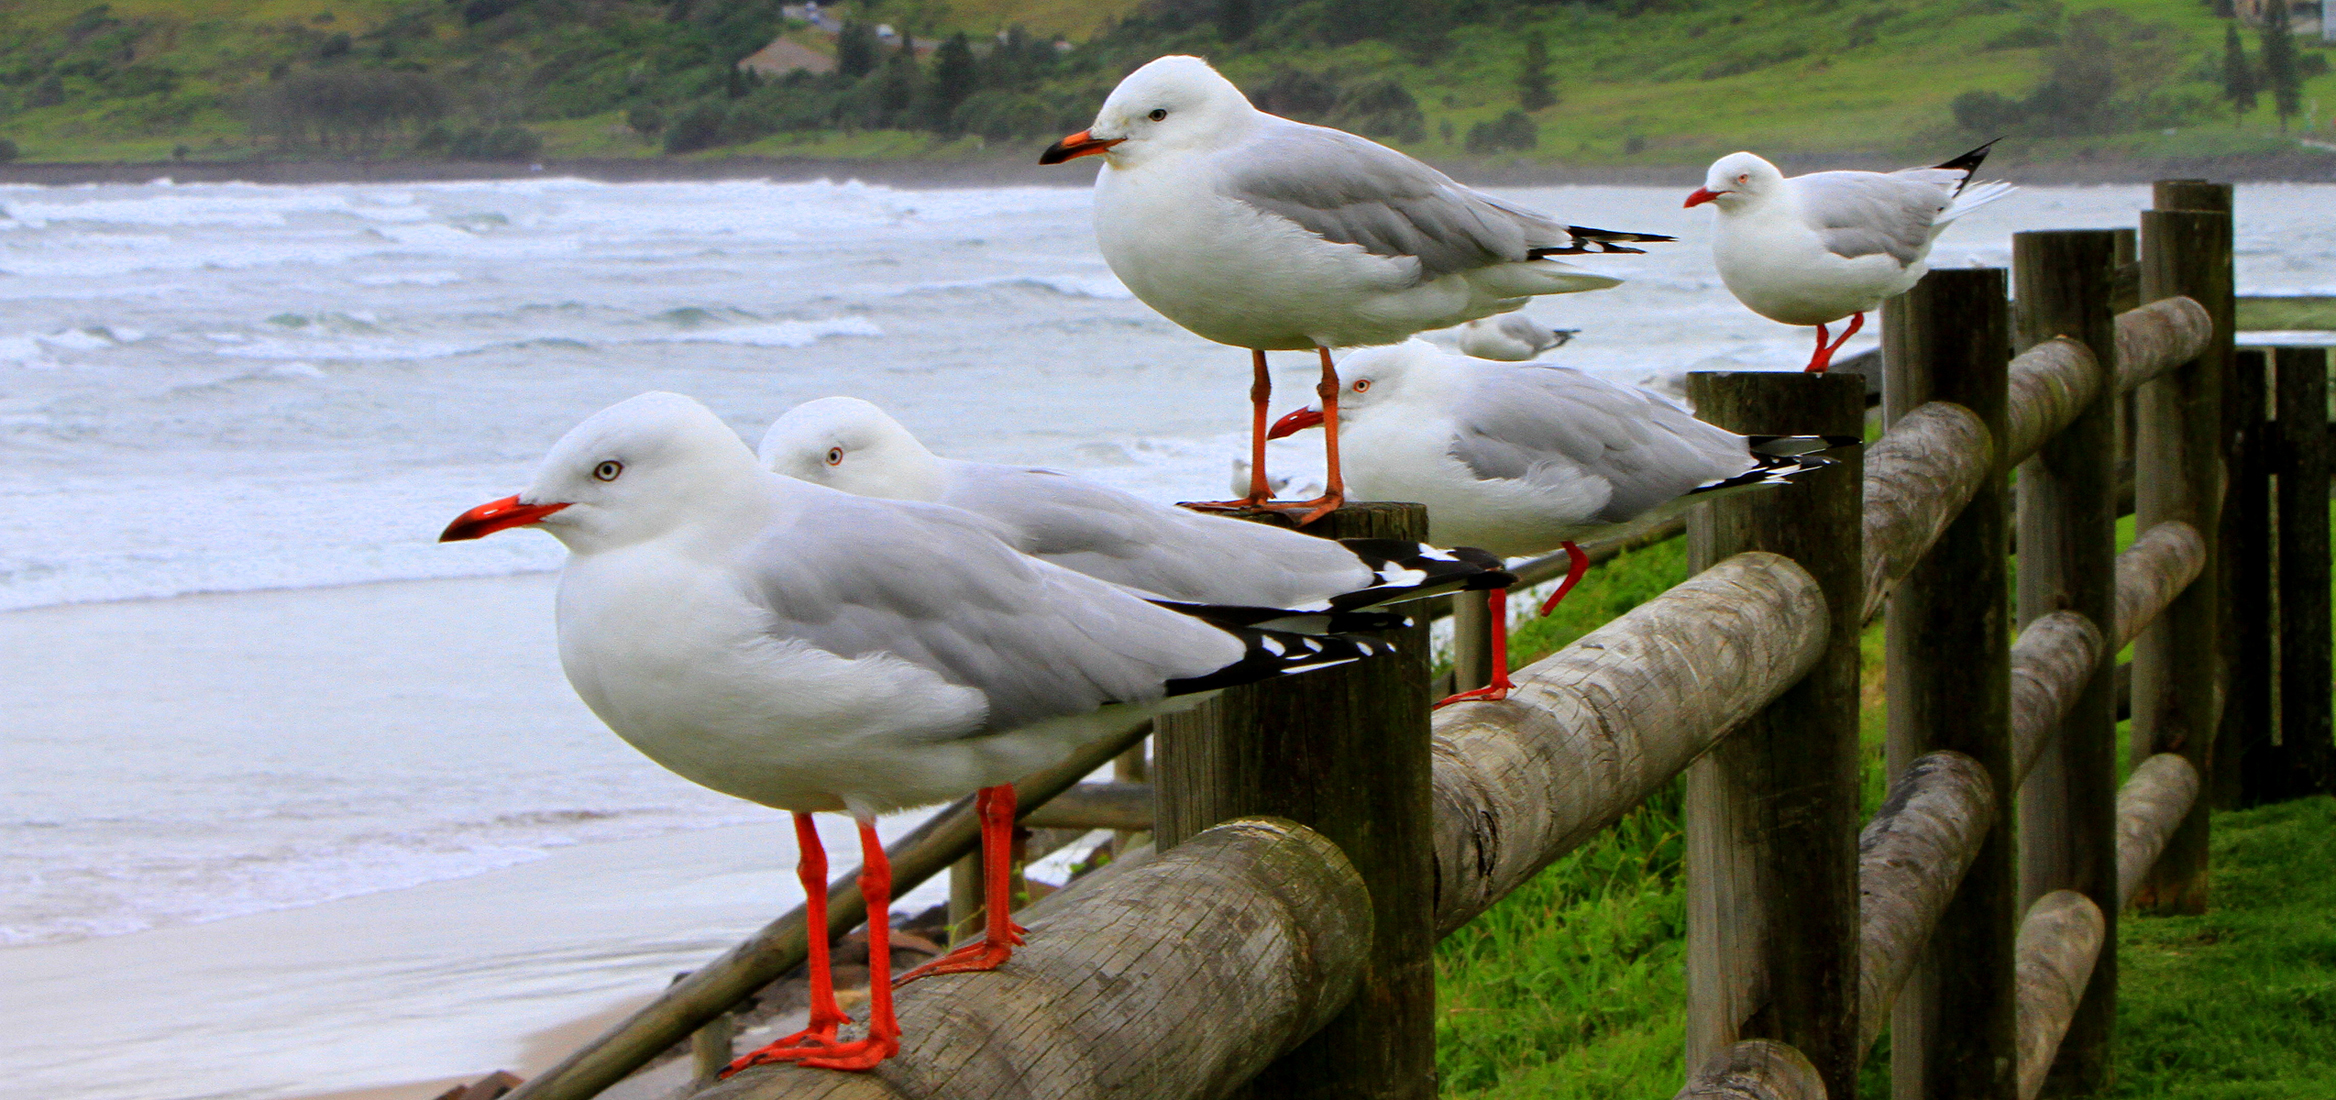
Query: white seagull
[
  {"left": 758, "top": 396, "right": 1512, "bottom": 619},
  {"left": 440, "top": 392, "right": 1389, "bottom": 1073},
  {"left": 1268, "top": 341, "right": 1846, "bottom": 705},
  {"left": 1040, "top": 54, "right": 1670, "bottom": 522},
  {"left": 1686, "top": 142, "right": 2013, "bottom": 372},
  {"left": 1455, "top": 314, "right": 1578, "bottom": 361}
]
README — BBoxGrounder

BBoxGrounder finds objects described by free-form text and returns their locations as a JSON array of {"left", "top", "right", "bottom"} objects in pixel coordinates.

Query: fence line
[{"left": 487, "top": 185, "right": 2317, "bottom": 1100}]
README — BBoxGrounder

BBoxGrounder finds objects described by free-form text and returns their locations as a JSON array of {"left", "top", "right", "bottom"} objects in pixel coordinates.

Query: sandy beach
[{"left": 0, "top": 572, "right": 949, "bottom": 1100}]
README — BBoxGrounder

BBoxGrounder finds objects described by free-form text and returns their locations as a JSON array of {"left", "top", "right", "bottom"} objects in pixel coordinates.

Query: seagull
[
  {"left": 758, "top": 396, "right": 1513, "bottom": 619},
  {"left": 1686, "top": 142, "right": 2013, "bottom": 373},
  {"left": 439, "top": 392, "right": 1391, "bottom": 1073},
  {"left": 1268, "top": 340, "right": 1847, "bottom": 705},
  {"left": 1040, "top": 54, "right": 1670, "bottom": 524},
  {"left": 1455, "top": 314, "right": 1577, "bottom": 361}
]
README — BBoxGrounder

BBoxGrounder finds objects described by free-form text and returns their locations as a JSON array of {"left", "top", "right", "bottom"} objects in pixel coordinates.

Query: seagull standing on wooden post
[
  {"left": 1268, "top": 341, "right": 1851, "bottom": 705},
  {"left": 1041, "top": 54, "right": 1671, "bottom": 524},
  {"left": 1686, "top": 142, "right": 2013, "bottom": 373},
  {"left": 439, "top": 392, "right": 1392, "bottom": 1073}
]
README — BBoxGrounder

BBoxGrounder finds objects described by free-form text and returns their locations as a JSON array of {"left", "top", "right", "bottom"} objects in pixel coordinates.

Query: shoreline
[{"left": 5, "top": 149, "right": 2336, "bottom": 189}]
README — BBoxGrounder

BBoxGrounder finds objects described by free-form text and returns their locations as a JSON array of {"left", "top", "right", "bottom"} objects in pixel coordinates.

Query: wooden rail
[{"left": 482, "top": 183, "right": 2323, "bottom": 1100}]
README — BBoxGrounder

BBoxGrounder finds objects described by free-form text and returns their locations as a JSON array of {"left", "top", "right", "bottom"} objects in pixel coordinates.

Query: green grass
[
  {"left": 1433, "top": 536, "right": 2336, "bottom": 1098},
  {"left": 2237, "top": 296, "right": 2336, "bottom": 332}
]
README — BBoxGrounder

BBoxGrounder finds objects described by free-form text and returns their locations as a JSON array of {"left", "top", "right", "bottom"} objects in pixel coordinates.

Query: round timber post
[
  {"left": 1152, "top": 501, "right": 1435, "bottom": 1100},
  {"left": 1881, "top": 269, "right": 2017, "bottom": 1100},
  {"left": 2011, "top": 229, "right": 2121, "bottom": 1094},
  {"left": 2132, "top": 189, "right": 2233, "bottom": 913},
  {"left": 1684, "top": 370, "right": 1866, "bottom": 1100}
]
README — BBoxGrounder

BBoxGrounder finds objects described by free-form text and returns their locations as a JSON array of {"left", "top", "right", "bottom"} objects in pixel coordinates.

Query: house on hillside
[{"left": 737, "top": 38, "right": 835, "bottom": 76}]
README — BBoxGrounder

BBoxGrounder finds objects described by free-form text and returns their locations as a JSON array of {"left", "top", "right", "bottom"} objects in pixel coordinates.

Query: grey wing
[
  {"left": 1793, "top": 171, "right": 1955, "bottom": 265},
  {"left": 737, "top": 493, "right": 1243, "bottom": 734},
  {"left": 1450, "top": 365, "right": 1754, "bottom": 523},
  {"left": 1216, "top": 118, "right": 1574, "bottom": 279},
  {"left": 943, "top": 462, "right": 1372, "bottom": 608}
]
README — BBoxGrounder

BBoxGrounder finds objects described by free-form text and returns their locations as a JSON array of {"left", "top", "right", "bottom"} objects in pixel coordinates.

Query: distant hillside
[{"left": 0, "top": 0, "right": 2332, "bottom": 168}]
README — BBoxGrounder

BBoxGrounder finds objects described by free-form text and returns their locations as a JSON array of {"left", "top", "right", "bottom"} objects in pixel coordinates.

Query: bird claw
[
  {"left": 895, "top": 933, "right": 1021, "bottom": 984},
  {"left": 1434, "top": 682, "right": 1511, "bottom": 709},
  {"left": 723, "top": 1034, "right": 900, "bottom": 1075}
]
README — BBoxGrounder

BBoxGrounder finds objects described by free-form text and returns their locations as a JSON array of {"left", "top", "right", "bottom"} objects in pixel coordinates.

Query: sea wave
[{"left": 633, "top": 316, "right": 883, "bottom": 348}]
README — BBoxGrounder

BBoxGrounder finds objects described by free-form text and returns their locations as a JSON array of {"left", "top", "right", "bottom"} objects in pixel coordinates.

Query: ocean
[{"left": 2, "top": 173, "right": 2331, "bottom": 1100}]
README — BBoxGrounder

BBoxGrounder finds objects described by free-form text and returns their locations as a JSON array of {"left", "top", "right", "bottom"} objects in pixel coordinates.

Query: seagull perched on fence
[
  {"left": 1269, "top": 341, "right": 1850, "bottom": 705},
  {"left": 1040, "top": 54, "right": 1670, "bottom": 523},
  {"left": 439, "top": 392, "right": 1390, "bottom": 1073},
  {"left": 758, "top": 397, "right": 1513, "bottom": 622},
  {"left": 1686, "top": 142, "right": 2013, "bottom": 372},
  {"left": 1455, "top": 314, "right": 1578, "bottom": 361}
]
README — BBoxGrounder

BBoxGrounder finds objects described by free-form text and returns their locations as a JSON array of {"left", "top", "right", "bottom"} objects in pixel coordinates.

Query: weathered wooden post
[
  {"left": 2225, "top": 350, "right": 2275, "bottom": 806},
  {"left": 1449, "top": 590, "right": 1496, "bottom": 696},
  {"left": 2274, "top": 347, "right": 2335, "bottom": 798},
  {"left": 1881, "top": 269, "right": 2016, "bottom": 1100},
  {"left": 1685, "top": 371, "right": 1865, "bottom": 1099},
  {"left": 2131, "top": 188, "right": 2233, "bottom": 914},
  {"left": 1153, "top": 502, "right": 1435, "bottom": 1100},
  {"left": 2011, "top": 229, "right": 2120, "bottom": 1093}
]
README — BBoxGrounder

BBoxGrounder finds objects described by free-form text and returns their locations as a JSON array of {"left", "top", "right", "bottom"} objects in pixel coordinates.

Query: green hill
[{"left": 0, "top": 0, "right": 2331, "bottom": 167}]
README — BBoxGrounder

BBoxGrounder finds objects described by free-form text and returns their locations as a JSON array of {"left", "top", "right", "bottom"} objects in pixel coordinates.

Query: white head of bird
[
  {"left": 1686, "top": 151, "right": 1786, "bottom": 213},
  {"left": 1267, "top": 339, "right": 1459, "bottom": 438},
  {"left": 758, "top": 396, "right": 947, "bottom": 502},
  {"left": 1039, "top": 55, "right": 1256, "bottom": 170},
  {"left": 440, "top": 391, "right": 768, "bottom": 553}
]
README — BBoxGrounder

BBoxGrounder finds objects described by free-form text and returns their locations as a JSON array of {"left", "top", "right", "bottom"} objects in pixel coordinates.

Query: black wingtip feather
[
  {"left": 1932, "top": 138, "right": 2001, "bottom": 193},
  {"left": 1533, "top": 225, "right": 1678, "bottom": 257},
  {"left": 1163, "top": 627, "right": 1395, "bottom": 697},
  {"left": 1330, "top": 538, "right": 1518, "bottom": 612}
]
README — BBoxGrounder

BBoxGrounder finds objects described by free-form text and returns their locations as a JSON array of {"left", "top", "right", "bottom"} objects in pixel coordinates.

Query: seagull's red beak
[
  {"left": 440, "top": 495, "right": 569, "bottom": 542},
  {"left": 1267, "top": 407, "right": 1325, "bottom": 440},
  {"left": 1684, "top": 188, "right": 1723, "bottom": 208},
  {"left": 1039, "top": 130, "right": 1123, "bottom": 165}
]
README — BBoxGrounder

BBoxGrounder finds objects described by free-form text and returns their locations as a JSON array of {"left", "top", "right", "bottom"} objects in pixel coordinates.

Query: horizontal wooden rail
[
  {"left": 2006, "top": 338, "right": 2102, "bottom": 470},
  {"left": 2010, "top": 612, "right": 2106, "bottom": 789},
  {"left": 502, "top": 722, "right": 1156, "bottom": 1100},
  {"left": 1675, "top": 1039, "right": 1828, "bottom": 1100},
  {"left": 703, "top": 817, "right": 1370, "bottom": 1100},
  {"left": 1854, "top": 751, "right": 1996, "bottom": 1053},
  {"left": 2111, "top": 522, "right": 2206, "bottom": 651},
  {"left": 2114, "top": 296, "right": 2214, "bottom": 395},
  {"left": 2115, "top": 753, "right": 2201, "bottom": 912},
  {"left": 2012, "top": 890, "right": 2105, "bottom": 1100},
  {"left": 1019, "top": 782, "right": 1153, "bottom": 830},
  {"left": 1860, "top": 401, "right": 1993, "bottom": 624},
  {"left": 2010, "top": 749, "right": 2202, "bottom": 1098},
  {"left": 1430, "top": 551, "right": 1828, "bottom": 933}
]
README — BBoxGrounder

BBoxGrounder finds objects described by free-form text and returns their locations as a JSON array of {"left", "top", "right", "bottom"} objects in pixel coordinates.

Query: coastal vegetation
[
  {"left": 3, "top": 0, "right": 2336, "bottom": 166},
  {"left": 1434, "top": 527, "right": 2336, "bottom": 1098}
]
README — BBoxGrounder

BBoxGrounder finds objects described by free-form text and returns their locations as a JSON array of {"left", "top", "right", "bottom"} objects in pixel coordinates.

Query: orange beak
[
  {"left": 1684, "top": 188, "right": 1723, "bottom": 208},
  {"left": 1267, "top": 407, "right": 1325, "bottom": 440},
  {"left": 440, "top": 495, "right": 569, "bottom": 542},
  {"left": 1039, "top": 130, "right": 1123, "bottom": 165}
]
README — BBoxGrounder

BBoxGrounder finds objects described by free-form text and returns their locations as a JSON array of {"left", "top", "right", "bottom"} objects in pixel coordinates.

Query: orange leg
[
  {"left": 1806, "top": 312, "right": 1863, "bottom": 373},
  {"left": 1284, "top": 347, "right": 1349, "bottom": 526},
  {"left": 897, "top": 785, "right": 1025, "bottom": 982},
  {"left": 1189, "top": 351, "right": 1280, "bottom": 512},
  {"left": 1536, "top": 540, "right": 1591, "bottom": 615},
  {"left": 1434, "top": 585, "right": 1515, "bottom": 708},
  {"left": 723, "top": 819, "right": 901, "bottom": 1075}
]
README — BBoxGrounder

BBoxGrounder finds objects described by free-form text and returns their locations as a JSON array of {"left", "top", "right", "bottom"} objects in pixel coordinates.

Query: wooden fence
[{"left": 491, "top": 181, "right": 2333, "bottom": 1100}]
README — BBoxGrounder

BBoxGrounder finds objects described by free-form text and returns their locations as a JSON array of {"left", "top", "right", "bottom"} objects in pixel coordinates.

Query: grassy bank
[{"left": 1433, "top": 532, "right": 2336, "bottom": 1097}]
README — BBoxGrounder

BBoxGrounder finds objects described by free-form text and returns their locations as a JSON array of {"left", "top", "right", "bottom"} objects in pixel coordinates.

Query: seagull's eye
[
  {"left": 1736, "top": 173, "right": 1749, "bottom": 184},
  {"left": 593, "top": 460, "right": 622, "bottom": 482},
  {"left": 824, "top": 447, "right": 844, "bottom": 466},
  {"left": 1148, "top": 108, "right": 1167, "bottom": 122},
  {"left": 1352, "top": 379, "right": 1372, "bottom": 392}
]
